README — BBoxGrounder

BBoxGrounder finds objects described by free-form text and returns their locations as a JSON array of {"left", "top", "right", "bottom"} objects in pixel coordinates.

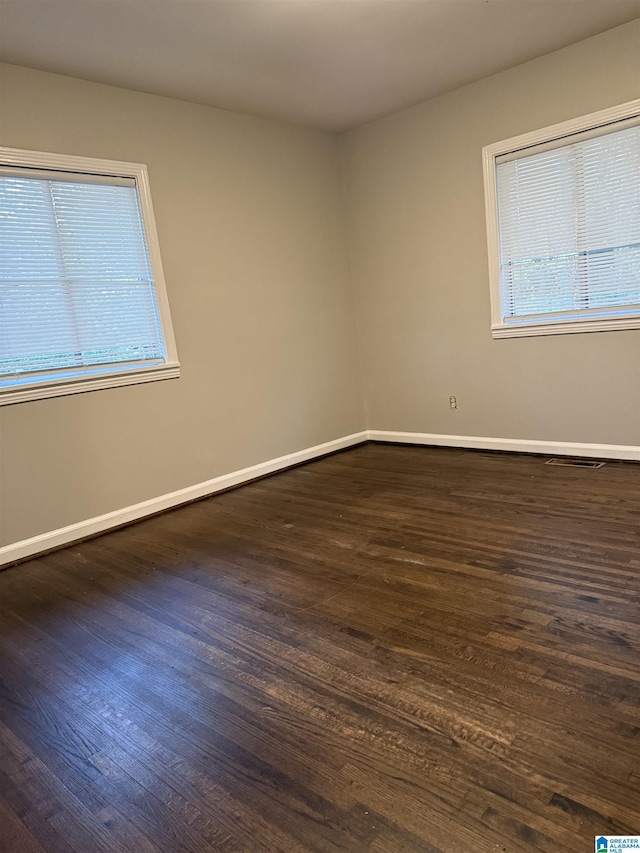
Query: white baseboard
[
  {"left": 3, "top": 427, "right": 638, "bottom": 568},
  {"left": 0, "top": 431, "right": 368, "bottom": 568},
  {"left": 367, "top": 430, "right": 640, "bottom": 461}
]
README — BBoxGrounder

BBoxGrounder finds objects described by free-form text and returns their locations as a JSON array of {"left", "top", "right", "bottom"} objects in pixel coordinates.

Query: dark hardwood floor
[{"left": 1, "top": 443, "right": 639, "bottom": 852}]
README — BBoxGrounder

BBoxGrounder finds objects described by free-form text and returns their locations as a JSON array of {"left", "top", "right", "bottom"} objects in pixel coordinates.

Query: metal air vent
[{"left": 545, "top": 458, "right": 605, "bottom": 469}]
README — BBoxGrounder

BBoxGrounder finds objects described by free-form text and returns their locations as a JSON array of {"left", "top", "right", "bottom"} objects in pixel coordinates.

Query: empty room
[{"left": 1, "top": 1, "right": 639, "bottom": 851}]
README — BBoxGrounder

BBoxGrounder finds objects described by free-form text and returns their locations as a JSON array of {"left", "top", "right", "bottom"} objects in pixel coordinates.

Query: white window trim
[
  {"left": 0, "top": 147, "right": 180, "bottom": 405},
  {"left": 482, "top": 99, "right": 640, "bottom": 340}
]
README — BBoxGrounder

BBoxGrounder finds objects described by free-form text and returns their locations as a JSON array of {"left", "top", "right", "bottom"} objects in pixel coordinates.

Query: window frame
[
  {"left": 482, "top": 99, "right": 640, "bottom": 340},
  {"left": 0, "top": 146, "right": 180, "bottom": 405}
]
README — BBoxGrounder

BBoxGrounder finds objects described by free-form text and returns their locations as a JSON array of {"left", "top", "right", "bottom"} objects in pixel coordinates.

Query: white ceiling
[{"left": 1, "top": 0, "right": 639, "bottom": 132}]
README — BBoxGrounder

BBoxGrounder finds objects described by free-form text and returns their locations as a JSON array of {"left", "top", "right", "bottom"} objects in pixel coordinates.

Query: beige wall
[
  {"left": 2, "top": 20, "right": 639, "bottom": 550},
  {"left": 341, "top": 20, "right": 640, "bottom": 444},
  {"left": 0, "top": 63, "right": 364, "bottom": 546}
]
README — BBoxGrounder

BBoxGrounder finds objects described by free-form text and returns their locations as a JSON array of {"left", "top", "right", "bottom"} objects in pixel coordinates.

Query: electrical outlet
[{"left": 449, "top": 396, "right": 457, "bottom": 409}]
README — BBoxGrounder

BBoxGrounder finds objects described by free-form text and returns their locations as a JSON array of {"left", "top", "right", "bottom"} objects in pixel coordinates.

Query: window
[
  {"left": 0, "top": 147, "right": 179, "bottom": 405},
  {"left": 483, "top": 100, "right": 640, "bottom": 338}
]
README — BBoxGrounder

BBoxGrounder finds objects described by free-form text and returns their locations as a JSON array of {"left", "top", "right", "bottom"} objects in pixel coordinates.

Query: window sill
[
  {"left": 0, "top": 362, "right": 181, "bottom": 406},
  {"left": 492, "top": 316, "right": 640, "bottom": 339}
]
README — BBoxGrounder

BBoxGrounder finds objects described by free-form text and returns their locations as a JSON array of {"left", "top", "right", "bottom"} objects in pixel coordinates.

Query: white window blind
[
  {"left": 483, "top": 101, "right": 640, "bottom": 338},
  {"left": 496, "top": 123, "right": 640, "bottom": 327},
  {"left": 0, "top": 149, "right": 179, "bottom": 404}
]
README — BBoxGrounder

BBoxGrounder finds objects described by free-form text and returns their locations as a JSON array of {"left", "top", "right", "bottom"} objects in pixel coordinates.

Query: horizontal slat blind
[
  {"left": 496, "top": 123, "right": 640, "bottom": 325},
  {"left": 0, "top": 171, "right": 166, "bottom": 378}
]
